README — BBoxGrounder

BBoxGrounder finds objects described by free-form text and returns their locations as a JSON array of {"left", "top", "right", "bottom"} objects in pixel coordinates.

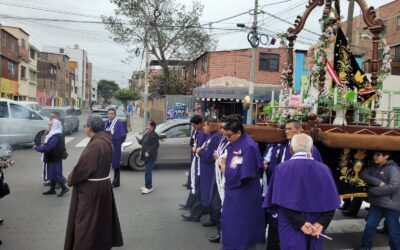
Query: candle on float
[
  {"left": 353, "top": 88, "right": 358, "bottom": 104},
  {"left": 371, "top": 99, "right": 375, "bottom": 110},
  {"left": 279, "top": 90, "right": 283, "bottom": 107},
  {"left": 288, "top": 89, "right": 292, "bottom": 107},
  {"left": 333, "top": 87, "right": 338, "bottom": 105},
  {"left": 299, "top": 88, "right": 304, "bottom": 104}
]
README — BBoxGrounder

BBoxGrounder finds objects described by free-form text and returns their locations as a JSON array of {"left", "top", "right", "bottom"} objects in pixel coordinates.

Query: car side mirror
[{"left": 159, "top": 133, "right": 167, "bottom": 139}]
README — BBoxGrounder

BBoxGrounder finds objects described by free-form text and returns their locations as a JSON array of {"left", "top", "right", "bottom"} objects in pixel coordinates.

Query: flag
[{"left": 333, "top": 28, "right": 377, "bottom": 103}]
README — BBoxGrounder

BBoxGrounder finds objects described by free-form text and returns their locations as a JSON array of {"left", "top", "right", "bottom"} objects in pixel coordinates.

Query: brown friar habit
[{"left": 64, "top": 131, "right": 123, "bottom": 250}]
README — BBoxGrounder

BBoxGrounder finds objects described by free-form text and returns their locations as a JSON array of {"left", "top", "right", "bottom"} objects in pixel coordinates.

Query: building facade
[
  {"left": 37, "top": 52, "right": 72, "bottom": 106},
  {"left": 342, "top": 0, "right": 400, "bottom": 75},
  {"left": 0, "top": 28, "right": 19, "bottom": 100},
  {"left": 28, "top": 45, "right": 38, "bottom": 101},
  {"left": 43, "top": 45, "right": 90, "bottom": 108},
  {"left": 2, "top": 26, "right": 32, "bottom": 101}
]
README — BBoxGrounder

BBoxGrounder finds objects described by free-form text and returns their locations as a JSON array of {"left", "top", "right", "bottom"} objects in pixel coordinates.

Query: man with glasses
[
  {"left": 105, "top": 108, "right": 127, "bottom": 188},
  {"left": 358, "top": 151, "right": 400, "bottom": 250},
  {"left": 220, "top": 116, "right": 265, "bottom": 250}
]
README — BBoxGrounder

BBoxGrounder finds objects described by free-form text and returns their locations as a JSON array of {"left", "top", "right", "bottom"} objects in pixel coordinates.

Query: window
[
  {"left": 201, "top": 57, "right": 208, "bottom": 73},
  {"left": 29, "top": 70, "right": 37, "bottom": 82},
  {"left": 0, "top": 34, "right": 6, "bottom": 46},
  {"left": 60, "top": 48, "right": 64, "bottom": 53},
  {"left": 11, "top": 42, "right": 16, "bottom": 52},
  {"left": 30, "top": 49, "right": 36, "bottom": 59},
  {"left": 259, "top": 53, "right": 280, "bottom": 71},
  {"left": 164, "top": 124, "right": 191, "bottom": 138},
  {"left": 0, "top": 102, "right": 9, "bottom": 118},
  {"left": 10, "top": 103, "right": 30, "bottom": 119},
  {"left": 21, "top": 38, "right": 26, "bottom": 49},
  {"left": 7, "top": 61, "right": 16, "bottom": 77},
  {"left": 21, "top": 66, "right": 26, "bottom": 79},
  {"left": 382, "top": 20, "right": 388, "bottom": 35},
  {"left": 192, "top": 63, "right": 198, "bottom": 77},
  {"left": 397, "top": 16, "right": 400, "bottom": 32},
  {"left": 395, "top": 45, "right": 400, "bottom": 59}
]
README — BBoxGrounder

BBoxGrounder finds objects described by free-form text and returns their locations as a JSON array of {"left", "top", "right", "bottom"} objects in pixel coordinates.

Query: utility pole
[
  {"left": 143, "top": 32, "right": 150, "bottom": 129},
  {"left": 346, "top": 0, "right": 355, "bottom": 44},
  {"left": 246, "top": 0, "right": 258, "bottom": 124}
]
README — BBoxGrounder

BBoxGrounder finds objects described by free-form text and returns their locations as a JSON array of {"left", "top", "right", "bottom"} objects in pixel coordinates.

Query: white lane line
[
  {"left": 65, "top": 137, "right": 74, "bottom": 144},
  {"left": 75, "top": 138, "right": 90, "bottom": 147}
]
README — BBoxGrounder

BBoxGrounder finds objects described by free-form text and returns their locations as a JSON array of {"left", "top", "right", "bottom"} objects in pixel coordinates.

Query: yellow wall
[{"left": 0, "top": 78, "right": 18, "bottom": 96}]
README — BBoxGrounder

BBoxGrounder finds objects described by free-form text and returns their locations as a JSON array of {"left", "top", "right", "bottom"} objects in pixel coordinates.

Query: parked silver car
[
  {"left": 0, "top": 98, "right": 48, "bottom": 145},
  {"left": 121, "top": 120, "right": 192, "bottom": 171},
  {"left": 91, "top": 109, "right": 108, "bottom": 123}
]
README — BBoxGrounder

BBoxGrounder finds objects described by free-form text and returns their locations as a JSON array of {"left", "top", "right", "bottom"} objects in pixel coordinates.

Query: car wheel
[
  {"left": 128, "top": 150, "right": 145, "bottom": 171},
  {"left": 34, "top": 130, "right": 46, "bottom": 145}
]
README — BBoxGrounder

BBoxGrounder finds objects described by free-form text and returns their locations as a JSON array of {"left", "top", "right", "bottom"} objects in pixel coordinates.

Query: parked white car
[{"left": 0, "top": 98, "right": 49, "bottom": 145}]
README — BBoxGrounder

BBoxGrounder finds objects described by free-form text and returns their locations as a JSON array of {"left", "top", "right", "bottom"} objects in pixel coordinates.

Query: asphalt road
[{"left": 0, "top": 114, "right": 391, "bottom": 250}]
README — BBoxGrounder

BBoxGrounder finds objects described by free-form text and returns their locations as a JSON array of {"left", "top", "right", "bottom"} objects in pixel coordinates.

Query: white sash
[
  {"left": 106, "top": 119, "right": 118, "bottom": 135},
  {"left": 88, "top": 175, "right": 110, "bottom": 182},
  {"left": 215, "top": 140, "right": 229, "bottom": 204}
]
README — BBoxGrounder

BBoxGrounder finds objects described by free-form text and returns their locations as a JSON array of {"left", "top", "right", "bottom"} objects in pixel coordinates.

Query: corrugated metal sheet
[{"left": 150, "top": 95, "right": 196, "bottom": 124}]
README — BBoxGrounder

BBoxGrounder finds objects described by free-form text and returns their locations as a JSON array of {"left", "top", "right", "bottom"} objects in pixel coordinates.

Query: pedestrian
[
  {"left": 137, "top": 120, "right": 159, "bottom": 194},
  {"left": 64, "top": 116, "right": 123, "bottom": 250},
  {"left": 208, "top": 117, "right": 229, "bottom": 243},
  {"left": 358, "top": 151, "right": 400, "bottom": 250},
  {"left": 220, "top": 115, "right": 265, "bottom": 250},
  {"left": 105, "top": 108, "right": 127, "bottom": 188},
  {"left": 197, "top": 118, "right": 221, "bottom": 226},
  {"left": 262, "top": 119, "right": 323, "bottom": 250},
  {"left": 181, "top": 115, "right": 208, "bottom": 222},
  {"left": 264, "top": 133, "right": 340, "bottom": 250},
  {"left": 34, "top": 119, "right": 69, "bottom": 197},
  {"left": 179, "top": 115, "right": 206, "bottom": 211}
]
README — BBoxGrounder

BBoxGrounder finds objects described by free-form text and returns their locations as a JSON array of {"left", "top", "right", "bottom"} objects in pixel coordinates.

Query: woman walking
[{"left": 34, "top": 119, "right": 69, "bottom": 197}]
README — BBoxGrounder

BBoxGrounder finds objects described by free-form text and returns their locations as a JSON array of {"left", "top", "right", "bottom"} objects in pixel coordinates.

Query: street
[{"left": 0, "top": 114, "right": 392, "bottom": 250}]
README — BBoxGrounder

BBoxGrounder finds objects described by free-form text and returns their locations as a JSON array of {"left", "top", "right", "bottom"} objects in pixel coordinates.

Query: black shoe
[
  {"left": 203, "top": 221, "right": 216, "bottom": 227},
  {"left": 376, "top": 228, "right": 388, "bottom": 234},
  {"left": 57, "top": 187, "right": 69, "bottom": 197},
  {"left": 0, "top": 218, "right": 3, "bottom": 225},
  {"left": 339, "top": 206, "right": 349, "bottom": 211},
  {"left": 208, "top": 234, "right": 220, "bottom": 243},
  {"left": 342, "top": 210, "right": 358, "bottom": 217},
  {"left": 181, "top": 214, "right": 200, "bottom": 222},
  {"left": 42, "top": 190, "right": 56, "bottom": 195},
  {"left": 179, "top": 204, "right": 190, "bottom": 210}
]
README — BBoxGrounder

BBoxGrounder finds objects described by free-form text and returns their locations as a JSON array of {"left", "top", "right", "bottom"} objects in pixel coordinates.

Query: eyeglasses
[{"left": 223, "top": 132, "right": 236, "bottom": 139}]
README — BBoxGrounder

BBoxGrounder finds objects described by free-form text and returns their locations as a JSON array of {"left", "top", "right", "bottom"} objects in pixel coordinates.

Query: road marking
[
  {"left": 65, "top": 137, "right": 74, "bottom": 144},
  {"left": 75, "top": 138, "right": 90, "bottom": 147}
]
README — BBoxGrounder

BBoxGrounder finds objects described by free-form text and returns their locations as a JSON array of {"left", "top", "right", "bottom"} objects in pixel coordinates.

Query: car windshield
[{"left": 138, "top": 121, "right": 170, "bottom": 135}]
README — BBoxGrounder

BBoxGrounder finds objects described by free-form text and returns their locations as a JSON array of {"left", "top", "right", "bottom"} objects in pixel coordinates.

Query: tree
[
  {"left": 149, "top": 69, "right": 199, "bottom": 97},
  {"left": 97, "top": 80, "right": 120, "bottom": 104},
  {"left": 102, "top": 0, "right": 216, "bottom": 93},
  {"left": 114, "top": 89, "right": 142, "bottom": 110}
]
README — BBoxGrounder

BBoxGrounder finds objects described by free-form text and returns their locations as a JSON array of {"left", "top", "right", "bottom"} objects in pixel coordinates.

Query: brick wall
[{"left": 186, "top": 47, "right": 287, "bottom": 86}]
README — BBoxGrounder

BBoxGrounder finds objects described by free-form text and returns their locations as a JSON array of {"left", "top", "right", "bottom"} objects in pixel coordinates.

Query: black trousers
[
  {"left": 190, "top": 181, "right": 207, "bottom": 219},
  {"left": 267, "top": 225, "right": 280, "bottom": 250},
  {"left": 343, "top": 197, "right": 363, "bottom": 214},
  {"left": 185, "top": 191, "right": 197, "bottom": 209},
  {"left": 209, "top": 185, "right": 221, "bottom": 232}
]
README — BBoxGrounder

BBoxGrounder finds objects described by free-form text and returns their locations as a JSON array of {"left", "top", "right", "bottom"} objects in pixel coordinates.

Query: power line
[{"left": 0, "top": 1, "right": 100, "bottom": 19}]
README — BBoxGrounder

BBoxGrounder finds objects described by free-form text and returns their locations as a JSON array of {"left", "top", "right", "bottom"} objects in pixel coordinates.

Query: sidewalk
[{"left": 128, "top": 112, "right": 145, "bottom": 133}]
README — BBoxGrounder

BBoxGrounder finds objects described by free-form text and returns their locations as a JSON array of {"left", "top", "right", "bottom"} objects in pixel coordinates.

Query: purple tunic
[
  {"left": 35, "top": 135, "right": 64, "bottom": 181},
  {"left": 199, "top": 131, "right": 221, "bottom": 206},
  {"left": 264, "top": 152, "right": 341, "bottom": 250},
  {"left": 221, "top": 133, "right": 265, "bottom": 250},
  {"left": 105, "top": 119, "right": 127, "bottom": 169}
]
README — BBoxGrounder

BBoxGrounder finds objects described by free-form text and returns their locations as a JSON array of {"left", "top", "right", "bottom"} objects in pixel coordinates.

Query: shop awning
[{"left": 192, "top": 76, "right": 282, "bottom": 101}]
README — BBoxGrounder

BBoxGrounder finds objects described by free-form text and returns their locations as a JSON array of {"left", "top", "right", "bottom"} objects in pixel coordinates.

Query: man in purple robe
[
  {"left": 179, "top": 115, "right": 204, "bottom": 210},
  {"left": 262, "top": 119, "right": 322, "bottom": 250},
  {"left": 220, "top": 116, "right": 265, "bottom": 250},
  {"left": 264, "top": 133, "right": 340, "bottom": 250},
  {"left": 105, "top": 108, "right": 127, "bottom": 188},
  {"left": 198, "top": 119, "right": 221, "bottom": 223}
]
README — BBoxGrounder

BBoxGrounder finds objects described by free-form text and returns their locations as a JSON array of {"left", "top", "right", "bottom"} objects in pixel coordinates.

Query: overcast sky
[{"left": 0, "top": 0, "right": 393, "bottom": 89}]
